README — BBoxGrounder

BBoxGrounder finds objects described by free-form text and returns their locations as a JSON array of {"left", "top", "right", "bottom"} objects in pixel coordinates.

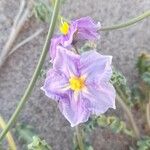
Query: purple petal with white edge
[
  {"left": 53, "top": 46, "right": 80, "bottom": 78},
  {"left": 73, "top": 16, "right": 100, "bottom": 40},
  {"left": 83, "top": 82, "right": 116, "bottom": 115},
  {"left": 49, "top": 23, "right": 77, "bottom": 62},
  {"left": 79, "top": 50, "right": 112, "bottom": 84},
  {"left": 75, "top": 16, "right": 100, "bottom": 29},
  {"left": 41, "top": 69, "right": 69, "bottom": 101},
  {"left": 77, "top": 28, "right": 99, "bottom": 41},
  {"left": 49, "top": 36, "right": 62, "bottom": 62},
  {"left": 61, "top": 22, "right": 77, "bottom": 47},
  {"left": 58, "top": 91, "right": 91, "bottom": 127}
]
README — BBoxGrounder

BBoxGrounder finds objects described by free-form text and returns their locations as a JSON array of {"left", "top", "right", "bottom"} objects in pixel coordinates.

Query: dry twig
[
  {"left": 8, "top": 28, "right": 43, "bottom": 56},
  {"left": 0, "top": 0, "right": 33, "bottom": 68}
]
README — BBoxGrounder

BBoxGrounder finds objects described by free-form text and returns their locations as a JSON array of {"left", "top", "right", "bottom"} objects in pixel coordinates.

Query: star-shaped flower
[{"left": 42, "top": 46, "right": 115, "bottom": 127}]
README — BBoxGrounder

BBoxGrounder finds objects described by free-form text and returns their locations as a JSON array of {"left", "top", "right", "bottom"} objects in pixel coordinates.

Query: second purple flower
[{"left": 49, "top": 17, "right": 101, "bottom": 62}]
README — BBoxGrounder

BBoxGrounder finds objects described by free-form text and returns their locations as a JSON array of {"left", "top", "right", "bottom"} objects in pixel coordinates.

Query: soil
[{"left": 0, "top": 0, "right": 150, "bottom": 149}]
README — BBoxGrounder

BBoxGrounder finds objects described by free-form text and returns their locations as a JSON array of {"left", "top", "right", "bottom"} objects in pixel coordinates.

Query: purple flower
[
  {"left": 49, "top": 17, "right": 101, "bottom": 62},
  {"left": 42, "top": 46, "right": 115, "bottom": 127},
  {"left": 72, "top": 16, "right": 101, "bottom": 41}
]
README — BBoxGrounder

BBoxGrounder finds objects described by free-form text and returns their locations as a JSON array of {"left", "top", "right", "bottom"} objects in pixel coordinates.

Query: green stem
[
  {"left": 0, "top": 116, "right": 17, "bottom": 150},
  {"left": 146, "top": 92, "right": 150, "bottom": 131},
  {"left": 101, "top": 10, "right": 150, "bottom": 31},
  {"left": 116, "top": 88, "right": 140, "bottom": 139},
  {"left": 75, "top": 126, "right": 84, "bottom": 150},
  {"left": 0, "top": 0, "right": 60, "bottom": 142}
]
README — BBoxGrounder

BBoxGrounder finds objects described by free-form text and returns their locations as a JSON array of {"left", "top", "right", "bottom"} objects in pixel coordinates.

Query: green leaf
[
  {"left": 14, "top": 123, "right": 36, "bottom": 145},
  {"left": 111, "top": 69, "right": 133, "bottom": 107},
  {"left": 85, "top": 142, "right": 94, "bottom": 150},
  {"left": 136, "top": 52, "right": 150, "bottom": 87},
  {"left": 137, "top": 137, "right": 150, "bottom": 150},
  {"left": 136, "top": 53, "right": 150, "bottom": 75},
  {"left": 131, "top": 85, "right": 146, "bottom": 105},
  {"left": 83, "top": 117, "right": 97, "bottom": 133},
  {"left": 39, "top": 69, "right": 47, "bottom": 78},
  {"left": 83, "top": 115, "right": 133, "bottom": 137},
  {"left": 80, "top": 41, "right": 97, "bottom": 52},
  {"left": 28, "top": 136, "right": 52, "bottom": 150},
  {"left": 111, "top": 69, "right": 126, "bottom": 87},
  {"left": 141, "top": 72, "right": 150, "bottom": 87},
  {"left": 96, "top": 115, "right": 134, "bottom": 137},
  {"left": 33, "top": 0, "right": 53, "bottom": 22}
]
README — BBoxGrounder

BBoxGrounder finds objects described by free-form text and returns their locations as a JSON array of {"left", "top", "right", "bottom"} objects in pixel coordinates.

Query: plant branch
[
  {"left": 116, "top": 89, "right": 140, "bottom": 139},
  {"left": 0, "top": 0, "right": 35, "bottom": 69},
  {"left": 146, "top": 92, "right": 150, "bottom": 131},
  {"left": 0, "top": 2, "right": 30, "bottom": 69},
  {"left": 14, "top": 0, "right": 26, "bottom": 27},
  {"left": 75, "top": 126, "right": 84, "bottom": 150},
  {"left": 101, "top": 10, "right": 150, "bottom": 31},
  {"left": 0, "top": 116, "right": 17, "bottom": 150},
  {"left": 8, "top": 28, "right": 43, "bottom": 56},
  {"left": 0, "top": 0, "right": 60, "bottom": 142}
]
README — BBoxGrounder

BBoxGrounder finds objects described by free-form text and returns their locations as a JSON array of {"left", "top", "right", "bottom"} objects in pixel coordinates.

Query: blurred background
[{"left": 0, "top": 0, "right": 150, "bottom": 149}]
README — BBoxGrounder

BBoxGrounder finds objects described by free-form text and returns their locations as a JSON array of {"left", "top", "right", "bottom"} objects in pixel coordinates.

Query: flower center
[
  {"left": 69, "top": 76, "right": 85, "bottom": 91},
  {"left": 59, "top": 21, "right": 69, "bottom": 35}
]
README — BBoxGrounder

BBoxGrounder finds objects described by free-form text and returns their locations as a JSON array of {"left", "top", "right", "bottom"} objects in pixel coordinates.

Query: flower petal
[
  {"left": 61, "top": 23, "right": 77, "bottom": 47},
  {"left": 80, "top": 50, "right": 112, "bottom": 83},
  {"left": 49, "top": 36, "right": 62, "bottom": 62},
  {"left": 58, "top": 91, "right": 91, "bottom": 127},
  {"left": 83, "top": 82, "right": 116, "bottom": 115},
  {"left": 53, "top": 46, "right": 80, "bottom": 78},
  {"left": 75, "top": 16, "right": 99, "bottom": 28},
  {"left": 41, "top": 69, "right": 69, "bottom": 101},
  {"left": 73, "top": 16, "right": 101, "bottom": 40}
]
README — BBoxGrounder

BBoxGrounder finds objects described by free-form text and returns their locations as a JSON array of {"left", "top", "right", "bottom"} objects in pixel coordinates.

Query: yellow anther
[
  {"left": 69, "top": 76, "right": 85, "bottom": 91},
  {"left": 59, "top": 21, "right": 69, "bottom": 35}
]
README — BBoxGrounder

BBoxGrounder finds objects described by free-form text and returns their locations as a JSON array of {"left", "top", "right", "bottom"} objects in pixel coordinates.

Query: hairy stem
[
  {"left": 101, "top": 10, "right": 150, "bottom": 31},
  {"left": 0, "top": 0, "right": 60, "bottom": 142},
  {"left": 146, "top": 92, "right": 150, "bottom": 131},
  {"left": 116, "top": 88, "right": 140, "bottom": 139},
  {"left": 75, "top": 126, "right": 84, "bottom": 150}
]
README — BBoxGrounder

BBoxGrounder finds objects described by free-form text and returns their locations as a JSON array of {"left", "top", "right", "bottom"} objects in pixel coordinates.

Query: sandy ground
[{"left": 0, "top": 0, "right": 150, "bottom": 149}]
